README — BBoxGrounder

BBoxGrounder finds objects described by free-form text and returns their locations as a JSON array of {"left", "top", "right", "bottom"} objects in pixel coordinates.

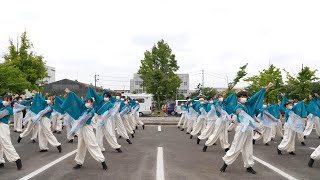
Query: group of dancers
[
  {"left": 177, "top": 82, "right": 320, "bottom": 174},
  {"left": 0, "top": 86, "right": 145, "bottom": 170}
]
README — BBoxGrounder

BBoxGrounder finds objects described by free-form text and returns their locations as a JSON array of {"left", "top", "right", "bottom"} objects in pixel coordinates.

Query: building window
[
  {"left": 135, "top": 81, "right": 142, "bottom": 85},
  {"left": 183, "top": 82, "right": 187, "bottom": 86}
]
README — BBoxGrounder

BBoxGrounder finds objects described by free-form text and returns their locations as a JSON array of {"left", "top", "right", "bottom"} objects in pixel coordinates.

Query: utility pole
[
  {"left": 202, "top": 69, "right": 204, "bottom": 87},
  {"left": 94, "top": 73, "right": 99, "bottom": 88}
]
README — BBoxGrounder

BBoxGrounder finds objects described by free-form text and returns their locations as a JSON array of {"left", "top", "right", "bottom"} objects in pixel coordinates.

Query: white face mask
[
  {"left": 240, "top": 97, "right": 247, "bottom": 104},
  {"left": 46, "top": 100, "right": 52, "bottom": 104},
  {"left": 116, "top": 96, "right": 120, "bottom": 100},
  {"left": 262, "top": 104, "right": 267, "bottom": 108},
  {"left": 135, "top": 101, "right": 138, "bottom": 104},
  {"left": 181, "top": 103, "right": 184, "bottom": 106},
  {"left": 187, "top": 99, "right": 191, "bottom": 101},
  {"left": 124, "top": 101, "right": 128, "bottom": 105},
  {"left": 209, "top": 100, "right": 214, "bottom": 104},
  {"left": 293, "top": 103, "right": 297, "bottom": 106},
  {"left": 189, "top": 103, "right": 193, "bottom": 106},
  {"left": 200, "top": 101, "right": 205, "bottom": 104},
  {"left": 85, "top": 103, "right": 92, "bottom": 108},
  {"left": 218, "top": 97, "right": 223, "bottom": 102},
  {"left": 287, "top": 105, "right": 293, "bottom": 110},
  {"left": 18, "top": 99, "right": 22, "bottom": 103},
  {"left": 2, "top": 101, "right": 10, "bottom": 106},
  {"left": 104, "top": 97, "right": 109, "bottom": 102}
]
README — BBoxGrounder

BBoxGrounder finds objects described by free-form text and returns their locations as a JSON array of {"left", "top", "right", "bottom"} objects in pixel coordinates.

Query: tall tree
[
  {"left": 138, "top": 39, "right": 182, "bottom": 110},
  {"left": 0, "top": 63, "right": 31, "bottom": 95},
  {"left": 201, "top": 87, "right": 218, "bottom": 98},
  {"left": 3, "top": 31, "right": 47, "bottom": 91},
  {"left": 226, "top": 63, "right": 248, "bottom": 95},
  {"left": 245, "top": 64, "right": 283, "bottom": 103},
  {"left": 284, "top": 66, "right": 318, "bottom": 99}
]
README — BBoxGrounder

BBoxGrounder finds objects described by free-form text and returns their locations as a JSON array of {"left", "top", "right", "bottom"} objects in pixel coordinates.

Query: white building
[
  {"left": 44, "top": 65, "right": 56, "bottom": 84},
  {"left": 130, "top": 73, "right": 190, "bottom": 97}
]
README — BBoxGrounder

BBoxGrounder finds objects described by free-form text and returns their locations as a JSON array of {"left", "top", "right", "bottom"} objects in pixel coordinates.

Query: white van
[
  {"left": 123, "top": 93, "right": 153, "bottom": 116},
  {"left": 175, "top": 100, "right": 187, "bottom": 115}
]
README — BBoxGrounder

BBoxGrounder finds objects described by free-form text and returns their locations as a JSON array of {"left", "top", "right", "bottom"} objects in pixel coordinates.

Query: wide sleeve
[
  {"left": 223, "top": 93, "right": 237, "bottom": 114},
  {"left": 246, "top": 88, "right": 266, "bottom": 117},
  {"left": 61, "top": 91, "right": 85, "bottom": 120},
  {"left": 293, "top": 101, "right": 307, "bottom": 118}
]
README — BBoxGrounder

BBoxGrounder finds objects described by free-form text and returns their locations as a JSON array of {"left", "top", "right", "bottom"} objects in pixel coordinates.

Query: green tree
[
  {"left": 226, "top": 63, "right": 248, "bottom": 95},
  {"left": 245, "top": 64, "right": 284, "bottom": 103},
  {"left": 311, "top": 81, "right": 320, "bottom": 95},
  {"left": 3, "top": 31, "right": 47, "bottom": 91},
  {"left": 138, "top": 39, "right": 182, "bottom": 110},
  {"left": 284, "top": 66, "right": 318, "bottom": 99},
  {"left": 0, "top": 63, "right": 31, "bottom": 95},
  {"left": 202, "top": 87, "right": 218, "bottom": 98}
]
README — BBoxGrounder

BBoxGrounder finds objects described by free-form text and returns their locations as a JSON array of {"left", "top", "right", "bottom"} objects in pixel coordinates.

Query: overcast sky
[{"left": 1, "top": 0, "right": 319, "bottom": 90}]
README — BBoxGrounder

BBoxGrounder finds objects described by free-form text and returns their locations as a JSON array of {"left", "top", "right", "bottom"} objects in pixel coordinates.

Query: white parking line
[
  {"left": 309, "top": 147, "right": 316, "bottom": 150},
  {"left": 19, "top": 149, "right": 77, "bottom": 180},
  {"left": 253, "top": 156, "right": 298, "bottom": 180},
  {"left": 157, "top": 147, "right": 165, "bottom": 180},
  {"left": 158, "top": 125, "right": 161, "bottom": 132}
]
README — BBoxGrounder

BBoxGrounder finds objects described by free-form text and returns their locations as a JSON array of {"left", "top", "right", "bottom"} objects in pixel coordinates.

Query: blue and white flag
[
  {"left": 238, "top": 110, "right": 258, "bottom": 132},
  {"left": 287, "top": 111, "right": 305, "bottom": 133}
]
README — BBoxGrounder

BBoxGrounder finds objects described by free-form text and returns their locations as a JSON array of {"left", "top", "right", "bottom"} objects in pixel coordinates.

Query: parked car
[{"left": 166, "top": 102, "right": 176, "bottom": 115}]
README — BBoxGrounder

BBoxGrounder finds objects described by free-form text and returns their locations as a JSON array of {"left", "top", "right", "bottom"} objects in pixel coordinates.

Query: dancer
[
  {"left": 220, "top": 82, "right": 273, "bottom": 174},
  {"left": 190, "top": 98, "right": 207, "bottom": 139},
  {"left": 61, "top": 89, "right": 107, "bottom": 170},
  {"left": 203, "top": 93, "right": 237, "bottom": 152},
  {"left": 277, "top": 95, "right": 307, "bottom": 155},
  {"left": 0, "top": 95, "right": 22, "bottom": 170}
]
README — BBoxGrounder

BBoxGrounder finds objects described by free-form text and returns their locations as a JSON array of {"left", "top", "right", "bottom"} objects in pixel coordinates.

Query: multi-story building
[
  {"left": 130, "top": 73, "right": 190, "bottom": 97},
  {"left": 44, "top": 65, "right": 56, "bottom": 84}
]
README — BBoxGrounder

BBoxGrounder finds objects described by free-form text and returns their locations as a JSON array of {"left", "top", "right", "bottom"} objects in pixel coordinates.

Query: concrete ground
[{"left": 1, "top": 124, "right": 320, "bottom": 180}]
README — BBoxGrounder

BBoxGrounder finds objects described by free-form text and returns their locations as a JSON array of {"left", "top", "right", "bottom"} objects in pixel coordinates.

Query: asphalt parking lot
[{"left": 1, "top": 124, "right": 320, "bottom": 180}]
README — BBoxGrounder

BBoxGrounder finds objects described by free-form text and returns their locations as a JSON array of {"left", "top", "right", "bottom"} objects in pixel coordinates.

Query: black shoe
[
  {"left": 14, "top": 130, "right": 17, "bottom": 132},
  {"left": 16, "top": 159, "right": 22, "bottom": 170},
  {"left": 281, "top": 137, "right": 283, "bottom": 139},
  {"left": 133, "top": 130, "right": 135, "bottom": 134},
  {"left": 73, "top": 164, "right": 82, "bottom": 169},
  {"left": 68, "top": 139, "right": 73, "bottom": 143},
  {"left": 271, "top": 138, "right": 274, "bottom": 141},
  {"left": 17, "top": 136, "right": 22, "bottom": 143},
  {"left": 265, "top": 143, "right": 269, "bottom": 146},
  {"left": 319, "top": 136, "right": 320, "bottom": 139},
  {"left": 126, "top": 139, "right": 132, "bottom": 144},
  {"left": 301, "top": 142, "right": 306, "bottom": 146},
  {"left": 308, "top": 158, "right": 315, "bottom": 167},
  {"left": 131, "top": 134, "right": 134, "bottom": 138},
  {"left": 178, "top": 126, "right": 180, "bottom": 129},
  {"left": 0, "top": 163, "right": 4, "bottom": 168},
  {"left": 253, "top": 139, "right": 255, "bottom": 145},
  {"left": 142, "top": 125, "right": 145, "bottom": 130},
  {"left": 277, "top": 148, "right": 282, "bottom": 155},
  {"left": 116, "top": 148, "right": 122, "bottom": 153},
  {"left": 53, "top": 131, "right": 57, "bottom": 133},
  {"left": 224, "top": 148, "right": 229, "bottom": 152},
  {"left": 22, "top": 125, "right": 24, "bottom": 129},
  {"left": 32, "top": 139, "right": 36, "bottom": 143},
  {"left": 197, "top": 138, "right": 200, "bottom": 144},
  {"left": 203, "top": 145, "right": 208, "bottom": 152},
  {"left": 246, "top": 167, "right": 256, "bottom": 174},
  {"left": 39, "top": 149, "right": 48, "bottom": 152},
  {"left": 186, "top": 132, "right": 190, "bottom": 134},
  {"left": 62, "top": 126, "right": 65, "bottom": 130},
  {"left": 181, "top": 128, "right": 184, "bottom": 131},
  {"left": 74, "top": 134, "right": 78, "bottom": 138},
  {"left": 220, "top": 163, "right": 228, "bottom": 172},
  {"left": 289, "top": 152, "right": 296, "bottom": 155},
  {"left": 119, "top": 136, "right": 122, "bottom": 139},
  {"left": 57, "top": 145, "right": 62, "bottom": 153},
  {"left": 304, "top": 136, "right": 306, "bottom": 139},
  {"left": 190, "top": 135, "right": 193, "bottom": 139},
  {"left": 135, "top": 126, "right": 138, "bottom": 130},
  {"left": 101, "top": 161, "right": 108, "bottom": 170},
  {"left": 213, "top": 143, "right": 217, "bottom": 145},
  {"left": 57, "top": 131, "right": 61, "bottom": 134}
]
